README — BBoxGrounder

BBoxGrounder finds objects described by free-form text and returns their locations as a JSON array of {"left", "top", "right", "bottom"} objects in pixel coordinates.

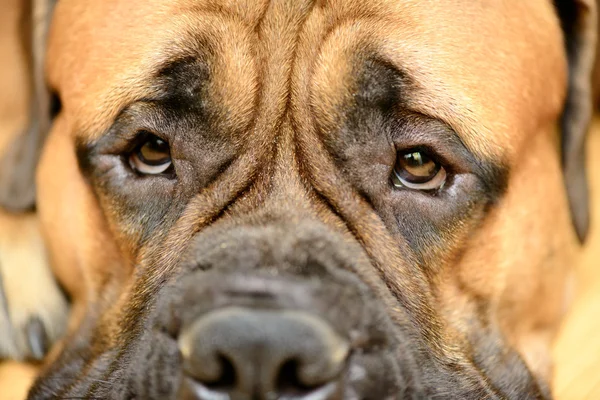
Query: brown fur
[{"left": 0, "top": 0, "right": 596, "bottom": 398}]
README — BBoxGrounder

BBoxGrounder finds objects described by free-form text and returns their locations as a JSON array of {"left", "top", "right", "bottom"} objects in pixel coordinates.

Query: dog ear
[
  {"left": 554, "top": 0, "right": 597, "bottom": 243},
  {"left": 0, "top": 0, "right": 58, "bottom": 212}
]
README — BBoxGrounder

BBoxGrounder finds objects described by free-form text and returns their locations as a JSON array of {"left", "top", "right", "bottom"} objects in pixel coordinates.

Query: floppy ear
[
  {"left": 555, "top": 0, "right": 597, "bottom": 243},
  {"left": 0, "top": 0, "right": 58, "bottom": 212}
]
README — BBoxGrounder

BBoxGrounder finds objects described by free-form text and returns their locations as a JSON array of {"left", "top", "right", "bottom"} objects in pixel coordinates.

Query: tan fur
[
  {"left": 0, "top": 361, "right": 38, "bottom": 400},
  {"left": 0, "top": 0, "right": 593, "bottom": 397}
]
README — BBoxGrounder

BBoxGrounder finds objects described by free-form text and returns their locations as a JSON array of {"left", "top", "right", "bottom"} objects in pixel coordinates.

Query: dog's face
[{"left": 27, "top": 0, "right": 592, "bottom": 399}]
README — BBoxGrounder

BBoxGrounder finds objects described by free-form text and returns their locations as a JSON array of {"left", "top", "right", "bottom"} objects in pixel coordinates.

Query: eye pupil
[{"left": 393, "top": 149, "right": 446, "bottom": 190}]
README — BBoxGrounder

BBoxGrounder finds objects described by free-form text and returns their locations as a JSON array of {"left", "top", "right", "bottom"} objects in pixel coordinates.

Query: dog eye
[
  {"left": 129, "top": 133, "right": 173, "bottom": 175},
  {"left": 392, "top": 150, "right": 447, "bottom": 190}
]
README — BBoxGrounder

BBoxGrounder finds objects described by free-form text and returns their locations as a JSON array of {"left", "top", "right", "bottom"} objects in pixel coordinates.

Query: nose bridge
[
  {"left": 245, "top": 0, "right": 317, "bottom": 157},
  {"left": 207, "top": 0, "right": 337, "bottom": 230},
  {"left": 266, "top": 117, "right": 316, "bottom": 209},
  {"left": 220, "top": 112, "right": 346, "bottom": 245}
]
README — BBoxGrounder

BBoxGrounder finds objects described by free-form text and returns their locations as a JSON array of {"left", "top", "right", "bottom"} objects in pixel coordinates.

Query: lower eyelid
[
  {"left": 130, "top": 154, "right": 173, "bottom": 175},
  {"left": 392, "top": 166, "right": 447, "bottom": 191}
]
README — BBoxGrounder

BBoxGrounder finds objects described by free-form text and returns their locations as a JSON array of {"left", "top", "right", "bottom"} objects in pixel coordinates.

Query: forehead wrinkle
[
  {"left": 309, "top": 18, "right": 504, "bottom": 165},
  {"left": 49, "top": 2, "right": 260, "bottom": 142},
  {"left": 308, "top": 2, "right": 563, "bottom": 166},
  {"left": 180, "top": 0, "right": 270, "bottom": 29},
  {"left": 67, "top": 40, "right": 211, "bottom": 141}
]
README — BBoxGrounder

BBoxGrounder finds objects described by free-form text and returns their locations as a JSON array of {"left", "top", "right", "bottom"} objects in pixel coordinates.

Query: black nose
[{"left": 178, "top": 307, "right": 349, "bottom": 399}]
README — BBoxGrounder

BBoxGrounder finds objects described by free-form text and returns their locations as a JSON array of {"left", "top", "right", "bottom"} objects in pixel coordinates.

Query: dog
[{"left": 0, "top": 0, "right": 596, "bottom": 398}]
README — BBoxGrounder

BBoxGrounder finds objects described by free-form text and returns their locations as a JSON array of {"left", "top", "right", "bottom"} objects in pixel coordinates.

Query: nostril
[
  {"left": 183, "top": 352, "right": 237, "bottom": 391},
  {"left": 202, "top": 354, "right": 236, "bottom": 391},
  {"left": 277, "top": 359, "right": 318, "bottom": 397}
]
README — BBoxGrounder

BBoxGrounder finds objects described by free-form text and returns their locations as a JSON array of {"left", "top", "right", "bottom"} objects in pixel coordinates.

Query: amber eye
[
  {"left": 392, "top": 150, "right": 447, "bottom": 190},
  {"left": 129, "top": 134, "right": 173, "bottom": 175}
]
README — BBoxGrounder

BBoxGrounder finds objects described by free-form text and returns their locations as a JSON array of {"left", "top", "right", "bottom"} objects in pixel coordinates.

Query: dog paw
[{"left": 0, "top": 211, "right": 69, "bottom": 361}]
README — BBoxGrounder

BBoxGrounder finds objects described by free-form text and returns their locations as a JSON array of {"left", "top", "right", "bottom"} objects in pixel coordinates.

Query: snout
[
  {"left": 178, "top": 307, "right": 349, "bottom": 399},
  {"left": 154, "top": 222, "right": 406, "bottom": 400},
  {"left": 89, "top": 222, "right": 405, "bottom": 399}
]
